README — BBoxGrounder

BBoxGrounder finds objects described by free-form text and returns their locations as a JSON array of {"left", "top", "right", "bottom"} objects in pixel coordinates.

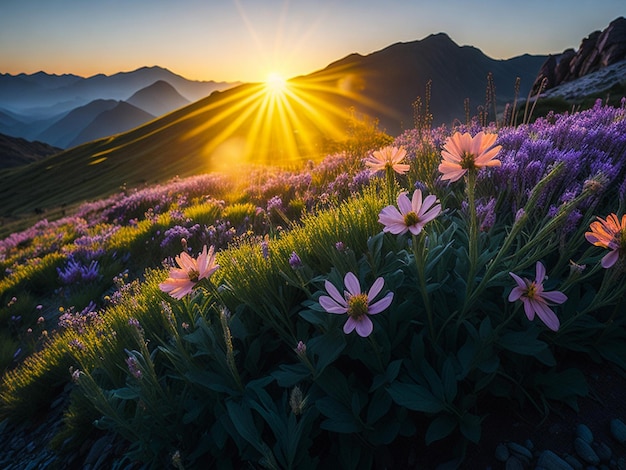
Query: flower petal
[
  {"left": 378, "top": 206, "right": 404, "bottom": 229},
  {"left": 368, "top": 291, "right": 394, "bottom": 314},
  {"left": 324, "top": 280, "right": 346, "bottom": 306},
  {"left": 508, "top": 286, "right": 525, "bottom": 302},
  {"left": 601, "top": 250, "right": 619, "bottom": 269},
  {"left": 343, "top": 317, "right": 357, "bottom": 334},
  {"left": 319, "top": 295, "right": 348, "bottom": 314},
  {"left": 411, "top": 189, "right": 423, "bottom": 214},
  {"left": 532, "top": 300, "right": 560, "bottom": 331},
  {"left": 344, "top": 272, "right": 361, "bottom": 297},
  {"left": 354, "top": 317, "right": 374, "bottom": 337},
  {"left": 397, "top": 192, "right": 412, "bottom": 215},
  {"left": 540, "top": 290, "right": 567, "bottom": 304},
  {"left": 367, "top": 277, "right": 384, "bottom": 301},
  {"left": 509, "top": 272, "right": 527, "bottom": 290},
  {"left": 535, "top": 262, "right": 546, "bottom": 283}
]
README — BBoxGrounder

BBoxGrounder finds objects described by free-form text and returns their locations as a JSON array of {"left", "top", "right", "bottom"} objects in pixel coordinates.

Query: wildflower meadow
[{"left": 1, "top": 99, "right": 626, "bottom": 468}]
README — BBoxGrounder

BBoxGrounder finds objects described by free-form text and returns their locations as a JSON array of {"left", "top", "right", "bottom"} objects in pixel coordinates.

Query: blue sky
[{"left": 1, "top": 0, "right": 623, "bottom": 82}]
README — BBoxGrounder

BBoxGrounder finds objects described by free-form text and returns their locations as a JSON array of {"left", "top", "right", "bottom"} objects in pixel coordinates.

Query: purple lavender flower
[
  {"left": 267, "top": 196, "right": 283, "bottom": 213},
  {"left": 126, "top": 356, "right": 143, "bottom": 380},
  {"left": 289, "top": 251, "right": 302, "bottom": 269}
]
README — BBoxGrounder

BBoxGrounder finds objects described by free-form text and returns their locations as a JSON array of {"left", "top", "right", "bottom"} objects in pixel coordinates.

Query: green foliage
[{"left": 1, "top": 105, "right": 625, "bottom": 467}]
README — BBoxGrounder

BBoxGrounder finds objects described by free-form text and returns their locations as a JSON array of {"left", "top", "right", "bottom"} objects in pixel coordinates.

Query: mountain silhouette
[
  {"left": 0, "top": 133, "right": 61, "bottom": 169},
  {"left": 0, "top": 66, "right": 238, "bottom": 119},
  {"left": 306, "top": 33, "right": 545, "bottom": 133},
  {"left": 68, "top": 101, "right": 155, "bottom": 148},
  {"left": 126, "top": 80, "right": 190, "bottom": 117},
  {"left": 36, "top": 99, "right": 119, "bottom": 148}
]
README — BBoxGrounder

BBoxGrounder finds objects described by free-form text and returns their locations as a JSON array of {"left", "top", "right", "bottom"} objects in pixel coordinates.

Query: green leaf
[
  {"left": 498, "top": 329, "right": 548, "bottom": 356},
  {"left": 442, "top": 358, "right": 457, "bottom": 404},
  {"left": 459, "top": 412, "right": 482, "bottom": 444},
  {"left": 477, "top": 354, "right": 500, "bottom": 374},
  {"left": 298, "top": 308, "right": 328, "bottom": 325},
  {"left": 386, "top": 359, "right": 403, "bottom": 383},
  {"left": 272, "top": 363, "right": 311, "bottom": 388},
  {"left": 366, "top": 388, "right": 393, "bottom": 424},
  {"left": 186, "top": 370, "right": 238, "bottom": 394},
  {"left": 308, "top": 329, "right": 346, "bottom": 374},
  {"left": 316, "top": 397, "right": 362, "bottom": 433},
  {"left": 420, "top": 359, "right": 443, "bottom": 398},
  {"left": 457, "top": 337, "right": 476, "bottom": 379},
  {"left": 110, "top": 387, "right": 139, "bottom": 400},
  {"left": 387, "top": 382, "right": 444, "bottom": 413},
  {"left": 425, "top": 414, "right": 457, "bottom": 445},
  {"left": 225, "top": 400, "right": 265, "bottom": 454},
  {"left": 479, "top": 317, "right": 493, "bottom": 339},
  {"left": 367, "top": 232, "right": 384, "bottom": 264}
]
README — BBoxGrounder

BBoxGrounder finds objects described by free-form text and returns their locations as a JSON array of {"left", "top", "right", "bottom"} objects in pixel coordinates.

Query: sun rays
[{"left": 179, "top": 72, "right": 366, "bottom": 171}]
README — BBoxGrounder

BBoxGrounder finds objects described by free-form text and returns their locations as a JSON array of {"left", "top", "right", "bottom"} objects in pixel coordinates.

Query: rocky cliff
[{"left": 532, "top": 16, "right": 626, "bottom": 94}]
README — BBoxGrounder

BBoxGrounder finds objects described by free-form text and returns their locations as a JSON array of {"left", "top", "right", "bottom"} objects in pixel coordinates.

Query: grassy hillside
[
  {"left": 0, "top": 102, "right": 625, "bottom": 468},
  {"left": 0, "top": 78, "right": 384, "bottom": 237}
]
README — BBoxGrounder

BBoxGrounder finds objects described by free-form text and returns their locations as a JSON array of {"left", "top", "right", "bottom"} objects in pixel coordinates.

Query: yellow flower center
[
  {"left": 188, "top": 269, "right": 200, "bottom": 282},
  {"left": 460, "top": 151, "right": 477, "bottom": 170},
  {"left": 347, "top": 293, "right": 369, "bottom": 320},
  {"left": 403, "top": 211, "right": 419, "bottom": 227},
  {"left": 526, "top": 282, "right": 537, "bottom": 300},
  {"left": 619, "top": 229, "right": 626, "bottom": 250}
]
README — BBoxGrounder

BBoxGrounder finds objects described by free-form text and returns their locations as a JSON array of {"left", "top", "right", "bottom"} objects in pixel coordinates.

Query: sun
[{"left": 265, "top": 72, "right": 288, "bottom": 94}]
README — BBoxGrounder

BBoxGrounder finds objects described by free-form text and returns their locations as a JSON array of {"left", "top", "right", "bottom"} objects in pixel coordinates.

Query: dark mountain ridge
[
  {"left": 0, "top": 133, "right": 61, "bottom": 169},
  {"left": 308, "top": 33, "right": 546, "bottom": 133}
]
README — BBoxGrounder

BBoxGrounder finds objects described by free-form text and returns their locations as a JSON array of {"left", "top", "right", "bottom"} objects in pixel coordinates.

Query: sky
[{"left": 1, "top": 0, "right": 624, "bottom": 83}]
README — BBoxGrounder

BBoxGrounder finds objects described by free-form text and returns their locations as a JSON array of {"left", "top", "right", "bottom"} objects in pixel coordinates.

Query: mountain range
[
  {"left": 1, "top": 18, "right": 624, "bottom": 233},
  {"left": 0, "top": 67, "right": 240, "bottom": 148}
]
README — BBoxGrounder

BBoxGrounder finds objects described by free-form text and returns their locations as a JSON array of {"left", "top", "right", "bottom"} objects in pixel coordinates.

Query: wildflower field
[{"left": 1, "top": 100, "right": 626, "bottom": 468}]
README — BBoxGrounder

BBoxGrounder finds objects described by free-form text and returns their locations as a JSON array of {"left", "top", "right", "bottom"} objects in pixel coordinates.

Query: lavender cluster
[
  {"left": 484, "top": 101, "right": 626, "bottom": 214},
  {"left": 57, "top": 302, "right": 102, "bottom": 334},
  {"left": 57, "top": 257, "right": 101, "bottom": 285}
]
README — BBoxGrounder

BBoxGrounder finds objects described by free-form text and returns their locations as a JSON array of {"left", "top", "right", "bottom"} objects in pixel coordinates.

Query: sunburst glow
[
  {"left": 265, "top": 72, "right": 288, "bottom": 94},
  {"left": 180, "top": 64, "right": 395, "bottom": 175}
]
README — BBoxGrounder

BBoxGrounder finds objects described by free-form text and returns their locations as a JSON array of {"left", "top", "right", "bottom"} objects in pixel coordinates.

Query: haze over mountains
[{"left": 0, "top": 66, "right": 240, "bottom": 147}]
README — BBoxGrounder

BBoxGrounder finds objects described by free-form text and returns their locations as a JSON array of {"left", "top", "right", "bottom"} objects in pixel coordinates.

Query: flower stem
[
  {"left": 464, "top": 169, "right": 479, "bottom": 302},
  {"left": 412, "top": 232, "right": 434, "bottom": 340},
  {"left": 385, "top": 166, "right": 396, "bottom": 205}
]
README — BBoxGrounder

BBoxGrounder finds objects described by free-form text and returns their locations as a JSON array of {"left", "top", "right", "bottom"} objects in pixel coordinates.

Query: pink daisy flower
[
  {"left": 365, "top": 146, "right": 410, "bottom": 174},
  {"left": 508, "top": 261, "right": 567, "bottom": 331},
  {"left": 378, "top": 190, "right": 441, "bottom": 236},
  {"left": 319, "top": 272, "right": 393, "bottom": 337},
  {"left": 159, "top": 245, "right": 219, "bottom": 300},
  {"left": 439, "top": 131, "right": 502, "bottom": 182}
]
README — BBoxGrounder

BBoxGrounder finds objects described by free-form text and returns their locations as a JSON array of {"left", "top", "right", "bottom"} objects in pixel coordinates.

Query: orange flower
[
  {"left": 439, "top": 131, "right": 502, "bottom": 182},
  {"left": 159, "top": 245, "right": 219, "bottom": 299},
  {"left": 585, "top": 213, "right": 626, "bottom": 268},
  {"left": 365, "top": 146, "right": 410, "bottom": 174}
]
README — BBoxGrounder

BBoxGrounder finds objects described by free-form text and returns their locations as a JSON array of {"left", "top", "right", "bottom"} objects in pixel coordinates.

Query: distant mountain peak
[{"left": 126, "top": 80, "right": 189, "bottom": 116}]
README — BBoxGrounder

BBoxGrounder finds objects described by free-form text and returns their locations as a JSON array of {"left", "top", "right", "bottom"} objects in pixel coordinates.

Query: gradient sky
[{"left": 1, "top": 0, "right": 623, "bottom": 83}]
